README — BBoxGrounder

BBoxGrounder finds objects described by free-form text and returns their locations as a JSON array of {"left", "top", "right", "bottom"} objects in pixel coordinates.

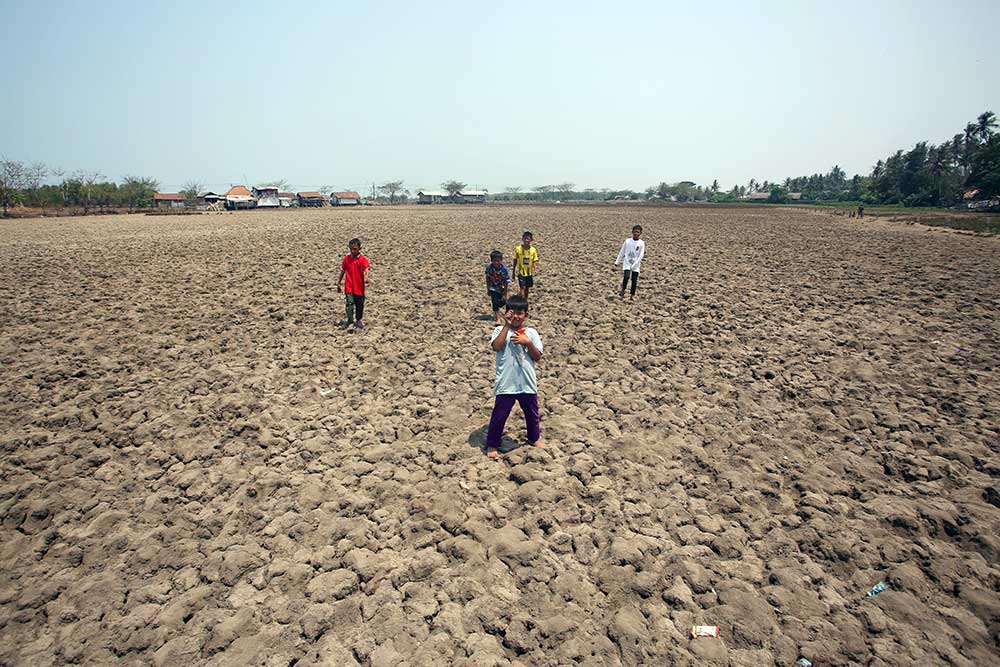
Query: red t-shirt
[{"left": 342, "top": 253, "right": 370, "bottom": 295}]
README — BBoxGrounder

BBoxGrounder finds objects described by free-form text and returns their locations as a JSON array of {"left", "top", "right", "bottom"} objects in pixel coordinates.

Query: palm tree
[
  {"left": 927, "top": 145, "right": 951, "bottom": 204},
  {"left": 964, "top": 122, "right": 978, "bottom": 147},
  {"left": 950, "top": 135, "right": 964, "bottom": 169},
  {"left": 976, "top": 111, "right": 996, "bottom": 142}
]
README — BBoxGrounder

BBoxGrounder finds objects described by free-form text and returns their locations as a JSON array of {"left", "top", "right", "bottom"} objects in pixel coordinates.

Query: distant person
[
  {"left": 485, "top": 250, "right": 510, "bottom": 325},
  {"left": 615, "top": 224, "right": 646, "bottom": 301},
  {"left": 486, "top": 296, "right": 543, "bottom": 460},
  {"left": 337, "top": 237, "right": 370, "bottom": 330},
  {"left": 858, "top": 204, "right": 864, "bottom": 219},
  {"left": 513, "top": 231, "right": 539, "bottom": 299}
]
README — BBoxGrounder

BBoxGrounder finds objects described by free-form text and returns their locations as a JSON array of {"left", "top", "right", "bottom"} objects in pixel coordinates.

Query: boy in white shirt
[
  {"left": 486, "top": 295, "right": 543, "bottom": 459},
  {"left": 615, "top": 224, "right": 645, "bottom": 301}
]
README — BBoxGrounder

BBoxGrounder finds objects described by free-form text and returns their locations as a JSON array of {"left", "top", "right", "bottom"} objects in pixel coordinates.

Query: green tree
[
  {"left": 181, "top": 180, "right": 203, "bottom": 207},
  {"left": 0, "top": 160, "right": 28, "bottom": 216},
  {"left": 556, "top": 182, "right": 575, "bottom": 199},
  {"left": 967, "top": 136, "right": 1000, "bottom": 197},
  {"left": 441, "top": 180, "right": 466, "bottom": 197},
  {"left": 378, "top": 180, "right": 405, "bottom": 203},
  {"left": 120, "top": 176, "right": 159, "bottom": 212},
  {"left": 976, "top": 111, "right": 996, "bottom": 143},
  {"left": 768, "top": 186, "right": 788, "bottom": 203},
  {"left": 531, "top": 185, "right": 554, "bottom": 201}
]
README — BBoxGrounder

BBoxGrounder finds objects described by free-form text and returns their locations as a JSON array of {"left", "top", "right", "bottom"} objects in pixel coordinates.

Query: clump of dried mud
[{"left": 1, "top": 205, "right": 997, "bottom": 666}]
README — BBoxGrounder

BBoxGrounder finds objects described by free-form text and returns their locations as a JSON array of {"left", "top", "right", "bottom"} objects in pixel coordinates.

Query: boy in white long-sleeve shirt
[{"left": 615, "top": 224, "right": 645, "bottom": 300}]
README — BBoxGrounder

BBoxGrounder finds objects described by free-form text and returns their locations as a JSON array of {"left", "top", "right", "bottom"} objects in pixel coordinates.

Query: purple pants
[{"left": 487, "top": 393, "right": 540, "bottom": 449}]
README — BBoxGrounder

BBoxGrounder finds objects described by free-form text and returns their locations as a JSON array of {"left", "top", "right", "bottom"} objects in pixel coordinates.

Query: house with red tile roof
[
  {"left": 224, "top": 185, "right": 255, "bottom": 210},
  {"left": 153, "top": 193, "right": 185, "bottom": 209},
  {"left": 331, "top": 191, "right": 361, "bottom": 206},
  {"left": 297, "top": 192, "right": 326, "bottom": 207}
]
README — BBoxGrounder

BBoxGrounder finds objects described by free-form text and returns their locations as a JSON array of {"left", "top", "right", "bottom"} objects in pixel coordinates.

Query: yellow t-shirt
[{"left": 513, "top": 244, "right": 538, "bottom": 277}]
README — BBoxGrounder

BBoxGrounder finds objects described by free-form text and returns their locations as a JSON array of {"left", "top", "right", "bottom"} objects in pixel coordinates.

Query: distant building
[
  {"left": 456, "top": 189, "right": 488, "bottom": 204},
  {"left": 199, "top": 191, "right": 224, "bottom": 206},
  {"left": 331, "top": 191, "right": 361, "bottom": 206},
  {"left": 278, "top": 192, "right": 297, "bottom": 207},
  {"left": 787, "top": 192, "right": 803, "bottom": 201},
  {"left": 746, "top": 191, "right": 771, "bottom": 201},
  {"left": 253, "top": 186, "right": 280, "bottom": 208},
  {"left": 298, "top": 192, "right": 326, "bottom": 207},
  {"left": 224, "top": 185, "right": 255, "bottom": 210},
  {"left": 153, "top": 193, "right": 185, "bottom": 209},
  {"left": 417, "top": 190, "right": 451, "bottom": 204}
]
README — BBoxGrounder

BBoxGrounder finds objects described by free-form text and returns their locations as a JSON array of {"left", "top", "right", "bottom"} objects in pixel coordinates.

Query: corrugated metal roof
[
  {"left": 153, "top": 193, "right": 185, "bottom": 201},
  {"left": 418, "top": 190, "right": 447, "bottom": 197},
  {"left": 459, "top": 190, "right": 488, "bottom": 196},
  {"left": 333, "top": 191, "right": 361, "bottom": 199},
  {"left": 297, "top": 192, "right": 323, "bottom": 198}
]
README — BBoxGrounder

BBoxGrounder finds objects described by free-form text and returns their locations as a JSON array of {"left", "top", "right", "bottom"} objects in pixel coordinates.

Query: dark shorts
[
  {"left": 517, "top": 275, "right": 534, "bottom": 289},
  {"left": 489, "top": 291, "right": 506, "bottom": 311}
]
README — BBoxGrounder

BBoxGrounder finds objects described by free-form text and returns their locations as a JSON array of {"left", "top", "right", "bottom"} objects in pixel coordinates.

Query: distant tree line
[
  {"left": 4, "top": 111, "right": 994, "bottom": 217},
  {"left": 0, "top": 160, "right": 159, "bottom": 216},
  {"left": 762, "top": 110, "right": 997, "bottom": 206},
  {"left": 491, "top": 111, "right": 998, "bottom": 208}
]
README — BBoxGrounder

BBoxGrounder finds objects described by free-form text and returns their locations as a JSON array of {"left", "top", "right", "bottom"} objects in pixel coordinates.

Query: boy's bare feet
[
  {"left": 486, "top": 448, "right": 500, "bottom": 459},
  {"left": 530, "top": 440, "right": 544, "bottom": 449}
]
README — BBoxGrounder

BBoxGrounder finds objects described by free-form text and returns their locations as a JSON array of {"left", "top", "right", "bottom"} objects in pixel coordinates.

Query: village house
[
  {"left": 297, "top": 192, "right": 326, "bottom": 207},
  {"left": 224, "top": 185, "right": 255, "bottom": 210},
  {"left": 417, "top": 190, "right": 450, "bottom": 204},
  {"left": 456, "top": 189, "right": 488, "bottom": 204},
  {"left": 199, "top": 191, "right": 224, "bottom": 206},
  {"left": 277, "top": 192, "right": 296, "bottom": 207},
  {"left": 253, "top": 186, "right": 280, "bottom": 208},
  {"left": 153, "top": 193, "right": 185, "bottom": 209},
  {"left": 331, "top": 191, "right": 361, "bottom": 206}
]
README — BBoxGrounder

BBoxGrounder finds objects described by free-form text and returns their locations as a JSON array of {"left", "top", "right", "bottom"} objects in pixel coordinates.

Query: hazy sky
[{"left": 2, "top": 0, "right": 998, "bottom": 194}]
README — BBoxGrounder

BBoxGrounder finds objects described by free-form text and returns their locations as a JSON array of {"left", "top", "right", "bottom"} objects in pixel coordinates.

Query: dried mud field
[{"left": 1, "top": 205, "right": 998, "bottom": 666}]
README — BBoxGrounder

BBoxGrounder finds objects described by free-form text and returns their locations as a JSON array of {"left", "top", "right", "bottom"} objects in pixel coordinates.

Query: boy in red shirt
[{"left": 337, "top": 238, "right": 371, "bottom": 330}]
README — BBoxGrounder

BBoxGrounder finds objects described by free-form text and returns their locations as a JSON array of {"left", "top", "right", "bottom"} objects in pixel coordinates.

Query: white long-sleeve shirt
[{"left": 615, "top": 238, "right": 645, "bottom": 272}]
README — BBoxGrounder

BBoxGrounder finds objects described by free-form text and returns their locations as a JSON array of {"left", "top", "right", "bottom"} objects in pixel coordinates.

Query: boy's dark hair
[
  {"left": 489, "top": 250, "right": 502, "bottom": 261},
  {"left": 349, "top": 238, "right": 361, "bottom": 246},
  {"left": 632, "top": 224, "right": 642, "bottom": 232},
  {"left": 521, "top": 231, "right": 533, "bottom": 240},
  {"left": 506, "top": 295, "right": 529, "bottom": 312}
]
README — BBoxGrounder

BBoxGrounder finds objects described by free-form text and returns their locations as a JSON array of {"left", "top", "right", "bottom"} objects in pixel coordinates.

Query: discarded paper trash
[
  {"left": 691, "top": 625, "right": 720, "bottom": 638},
  {"left": 796, "top": 659, "right": 813, "bottom": 667},
  {"left": 868, "top": 581, "right": 887, "bottom": 597}
]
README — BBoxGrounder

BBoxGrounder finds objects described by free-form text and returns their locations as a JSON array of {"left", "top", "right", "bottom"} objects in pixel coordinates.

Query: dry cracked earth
[{"left": 0, "top": 205, "right": 998, "bottom": 666}]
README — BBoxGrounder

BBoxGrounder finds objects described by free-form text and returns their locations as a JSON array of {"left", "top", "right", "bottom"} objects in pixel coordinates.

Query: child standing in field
[
  {"left": 485, "top": 250, "right": 510, "bottom": 325},
  {"left": 615, "top": 224, "right": 645, "bottom": 301},
  {"left": 513, "top": 231, "right": 539, "bottom": 299},
  {"left": 486, "top": 295, "right": 543, "bottom": 459},
  {"left": 337, "top": 237, "right": 370, "bottom": 330}
]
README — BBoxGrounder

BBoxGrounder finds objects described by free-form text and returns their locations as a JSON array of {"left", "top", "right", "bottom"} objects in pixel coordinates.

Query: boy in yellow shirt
[{"left": 513, "top": 231, "right": 539, "bottom": 299}]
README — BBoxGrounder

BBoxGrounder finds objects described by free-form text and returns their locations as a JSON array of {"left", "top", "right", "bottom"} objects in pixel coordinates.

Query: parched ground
[{"left": 0, "top": 205, "right": 997, "bottom": 666}]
